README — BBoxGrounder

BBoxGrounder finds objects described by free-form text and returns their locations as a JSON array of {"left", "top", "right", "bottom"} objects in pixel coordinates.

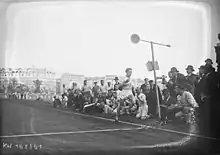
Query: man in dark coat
[
  {"left": 170, "top": 67, "right": 186, "bottom": 86},
  {"left": 195, "top": 64, "right": 218, "bottom": 138},
  {"left": 194, "top": 65, "right": 206, "bottom": 106},
  {"left": 165, "top": 71, "right": 177, "bottom": 98},
  {"left": 67, "top": 89, "right": 74, "bottom": 108},
  {"left": 140, "top": 78, "right": 150, "bottom": 100},
  {"left": 185, "top": 65, "right": 198, "bottom": 95},
  {"left": 147, "top": 80, "right": 162, "bottom": 117},
  {"left": 204, "top": 58, "right": 215, "bottom": 72}
]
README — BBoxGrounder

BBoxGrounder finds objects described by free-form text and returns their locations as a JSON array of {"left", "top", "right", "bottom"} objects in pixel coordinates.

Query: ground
[{"left": 0, "top": 99, "right": 201, "bottom": 155}]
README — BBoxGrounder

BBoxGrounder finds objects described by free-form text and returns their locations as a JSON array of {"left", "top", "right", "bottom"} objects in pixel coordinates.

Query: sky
[{"left": 3, "top": 1, "right": 210, "bottom": 79}]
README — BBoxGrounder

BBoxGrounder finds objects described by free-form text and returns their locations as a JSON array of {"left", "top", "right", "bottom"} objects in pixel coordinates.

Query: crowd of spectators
[{"left": 52, "top": 57, "right": 217, "bottom": 125}]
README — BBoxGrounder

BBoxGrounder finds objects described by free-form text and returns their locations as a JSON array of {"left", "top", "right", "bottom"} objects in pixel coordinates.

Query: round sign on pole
[{"left": 131, "top": 34, "right": 140, "bottom": 44}]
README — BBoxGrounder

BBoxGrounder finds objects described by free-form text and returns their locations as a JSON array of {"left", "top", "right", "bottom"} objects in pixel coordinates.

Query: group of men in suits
[
  {"left": 160, "top": 33, "right": 220, "bottom": 152},
  {"left": 153, "top": 58, "right": 217, "bottom": 125}
]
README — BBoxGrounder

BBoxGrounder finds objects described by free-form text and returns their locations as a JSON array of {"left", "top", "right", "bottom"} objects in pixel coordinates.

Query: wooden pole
[{"left": 150, "top": 42, "right": 161, "bottom": 119}]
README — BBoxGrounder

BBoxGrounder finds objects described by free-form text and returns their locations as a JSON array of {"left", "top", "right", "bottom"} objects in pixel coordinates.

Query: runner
[{"left": 115, "top": 68, "right": 136, "bottom": 122}]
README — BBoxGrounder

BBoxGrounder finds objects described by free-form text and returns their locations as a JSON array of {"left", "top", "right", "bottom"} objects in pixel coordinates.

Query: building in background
[
  {"left": 136, "top": 78, "right": 145, "bottom": 87},
  {"left": 85, "top": 76, "right": 105, "bottom": 87},
  {"left": 60, "top": 73, "right": 85, "bottom": 92},
  {"left": 105, "top": 75, "right": 117, "bottom": 82},
  {"left": 0, "top": 67, "right": 56, "bottom": 94}
]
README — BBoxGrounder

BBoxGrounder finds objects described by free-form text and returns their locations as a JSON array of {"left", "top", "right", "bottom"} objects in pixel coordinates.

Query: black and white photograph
[{"left": 0, "top": 0, "right": 220, "bottom": 154}]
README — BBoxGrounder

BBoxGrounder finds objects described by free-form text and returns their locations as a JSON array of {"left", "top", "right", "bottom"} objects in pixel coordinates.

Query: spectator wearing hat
[
  {"left": 140, "top": 78, "right": 150, "bottom": 100},
  {"left": 201, "top": 62, "right": 219, "bottom": 133},
  {"left": 194, "top": 65, "right": 207, "bottom": 105},
  {"left": 203, "top": 62, "right": 218, "bottom": 99},
  {"left": 194, "top": 65, "right": 210, "bottom": 137},
  {"left": 170, "top": 67, "right": 186, "bottom": 88},
  {"left": 164, "top": 71, "right": 176, "bottom": 98},
  {"left": 205, "top": 58, "right": 215, "bottom": 72},
  {"left": 147, "top": 80, "right": 162, "bottom": 117},
  {"left": 185, "top": 65, "right": 198, "bottom": 95},
  {"left": 114, "top": 77, "right": 121, "bottom": 91},
  {"left": 205, "top": 58, "right": 213, "bottom": 66}
]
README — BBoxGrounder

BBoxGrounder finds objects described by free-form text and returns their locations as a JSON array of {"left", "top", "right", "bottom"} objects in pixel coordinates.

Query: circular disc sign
[{"left": 131, "top": 34, "right": 140, "bottom": 44}]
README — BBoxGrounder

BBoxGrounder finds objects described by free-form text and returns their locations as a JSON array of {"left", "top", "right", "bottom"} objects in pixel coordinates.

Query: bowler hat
[
  {"left": 170, "top": 67, "right": 179, "bottom": 73},
  {"left": 149, "top": 80, "right": 154, "bottom": 83},
  {"left": 144, "top": 78, "right": 149, "bottom": 81},
  {"left": 205, "top": 58, "right": 213, "bottom": 64},
  {"left": 175, "top": 83, "right": 186, "bottom": 90},
  {"left": 185, "top": 65, "right": 195, "bottom": 71},
  {"left": 125, "top": 68, "right": 132, "bottom": 73},
  {"left": 198, "top": 65, "right": 206, "bottom": 70},
  {"left": 114, "top": 77, "right": 119, "bottom": 80}
]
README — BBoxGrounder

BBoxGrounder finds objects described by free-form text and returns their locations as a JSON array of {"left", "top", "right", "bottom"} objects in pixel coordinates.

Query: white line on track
[
  {"left": 54, "top": 108, "right": 220, "bottom": 141},
  {"left": 55, "top": 108, "right": 143, "bottom": 127},
  {"left": 148, "top": 126, "right": 219, "bottom": 141},
  {"left": 0, "top": 127, "right": 142, "bottom": 138},
  {"left": 128, "top": 136, "right": 192, "bottom": 149}
]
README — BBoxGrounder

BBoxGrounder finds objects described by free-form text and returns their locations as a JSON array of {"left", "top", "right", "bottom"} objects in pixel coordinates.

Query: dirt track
[{"left": 1, "top": 99, "right": 199, "bottom": 154}]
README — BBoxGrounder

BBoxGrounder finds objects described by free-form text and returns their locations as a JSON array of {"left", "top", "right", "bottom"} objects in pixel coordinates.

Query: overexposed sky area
[{"left": 4, "top": 1, "right": 210, "bottom": 79}]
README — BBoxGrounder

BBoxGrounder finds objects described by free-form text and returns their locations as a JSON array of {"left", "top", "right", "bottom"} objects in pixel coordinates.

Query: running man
[{"left": 115, "top": 68, "right": 136, "bottom": 122}]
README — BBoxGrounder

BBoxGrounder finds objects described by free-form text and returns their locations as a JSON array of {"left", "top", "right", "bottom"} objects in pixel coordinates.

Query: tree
[
  {"left": 11, "top": 78, "right": 17, "bottom": 87},
  {"left": 1, "top": 68, "right": 6, "bottom": 76},
  {"left": 33, "top": 79, "right": 42, "bottom": 93},
  {"left": 7, "top": 78, "right": 18, "bottom": 93}
]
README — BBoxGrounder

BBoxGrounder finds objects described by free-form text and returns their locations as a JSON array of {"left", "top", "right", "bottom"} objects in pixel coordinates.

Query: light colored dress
[{"left": 136, "top": 93, "right": 149, "bottom": 119}]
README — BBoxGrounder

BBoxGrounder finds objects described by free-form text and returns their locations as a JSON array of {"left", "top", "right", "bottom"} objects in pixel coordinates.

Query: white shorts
[{"left": 120, "top": 90, "right": 133, "bottom": 99}]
